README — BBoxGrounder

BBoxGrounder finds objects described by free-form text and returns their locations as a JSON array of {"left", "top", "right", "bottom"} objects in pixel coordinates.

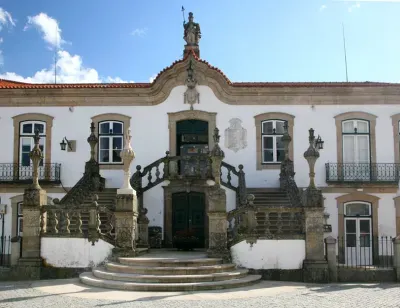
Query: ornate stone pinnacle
[
  {"left": 29, "top": 129, "right": 44, "bottom": 189},
  {"left": 118, "top": 128, "right": 136, "bottom": 194},
  {"left": 87, "top": 122, "right": 98, "bottom": 161},
  {"left": 281, "top": 122, "right": 292, "bottom": 161},
  {"left": 213, "top": 127, "right": 220, "bottom": 144}
]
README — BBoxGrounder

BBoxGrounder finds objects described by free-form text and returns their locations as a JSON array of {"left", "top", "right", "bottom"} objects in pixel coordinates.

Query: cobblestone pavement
[{"left": 0, "top": 279, "right": 399, "bottom": 308}]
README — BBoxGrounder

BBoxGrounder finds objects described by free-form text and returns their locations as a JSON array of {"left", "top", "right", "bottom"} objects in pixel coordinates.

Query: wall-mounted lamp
[
  {"left": 60, "top": 137, "right": 73, "bottom": 151},
  {"left": 315, "top": 135, "right": 324, "bottom": 150}
]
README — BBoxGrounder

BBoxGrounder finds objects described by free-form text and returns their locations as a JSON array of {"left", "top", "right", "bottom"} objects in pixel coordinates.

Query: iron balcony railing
[
  {"left": 337, "top": 236, "right": 394, "bottom": 269},
  {"left": 0, "top": 163, "right": 61, "bottom": 184},
  {"left": 325, "top": 163, "right": 400, "bottom": 184}
]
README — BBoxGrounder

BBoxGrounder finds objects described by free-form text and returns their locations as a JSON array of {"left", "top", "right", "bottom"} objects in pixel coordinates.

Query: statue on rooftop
[{"left": 183, "top": 12, "right": 201, "bottom": 46}]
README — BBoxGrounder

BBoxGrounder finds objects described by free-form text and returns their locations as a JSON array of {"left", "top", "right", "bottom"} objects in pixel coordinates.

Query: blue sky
[{"left": 0, "top": 0, "right": 399, "bottom": 83}]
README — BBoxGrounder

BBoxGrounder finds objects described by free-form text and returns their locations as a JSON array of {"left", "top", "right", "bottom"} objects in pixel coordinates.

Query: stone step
[
  {"left": 92, "top": 268, "right": 249, "bottom": 283},
  {"left": 118, "top": 257, "right": 222, "bottom": 267},
  {"left": 105, "top": 262, "right": 236, "bottom": 275},
  {"left": 80, "top": 272, "right": 262, "bottom": 291}
]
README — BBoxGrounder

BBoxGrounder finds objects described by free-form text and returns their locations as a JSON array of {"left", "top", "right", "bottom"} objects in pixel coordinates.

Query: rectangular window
[
  {"left": 98, "top": 121, "right": 124, "bottom": 164},
  {"left": 261, "top": 120, "right": 285, "bottom": 163}
]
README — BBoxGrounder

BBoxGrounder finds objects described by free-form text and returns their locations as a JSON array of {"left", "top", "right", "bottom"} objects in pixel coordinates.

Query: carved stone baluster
[
  {"left": 40, "top": 208, "right": 47, "bottom": 235},
  {"left": 147, "top": 168, "right": 153, "bottom": 185},
  {"left": 155, "top": 165, "right": 160, "bottom": 181},
  {"left": 226, "top": 169, "right": 232, "bottom": 186},
  {"left": 65, "top": 211, "right": 71, "bottom": 234},
  {"left": 52, "top": 210, "right": 59, "bottom": 234},
  {"left": 76, "top": 211, "right": 83, "bottom": 234},
  {"left": 131, "top": 165, "right": 142, "bottom": 195},
  {"left": 238, "top": 165, "right": 247, "bottom": 206},
  {"left": 163, "top": 151, "right": 170, "bottom": 178}
]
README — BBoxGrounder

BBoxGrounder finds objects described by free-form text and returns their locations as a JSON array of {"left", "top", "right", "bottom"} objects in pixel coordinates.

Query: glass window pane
[
  {"left": 113, "top": 122, "right": 123, "bottom": 134},
  {"left": 99, "top": 149, "right": 110, "bottom": 163},
  {"left": 346, "top": 234, "right": 356, "bottom": 247},
  {"left": 276, "top": 136, "right": 284, "bottom": 149},
  {"left": 346, "top": 219, "right": 356, "bottom": 233},
  {"left": 343, "top": 136, "right": 355, "bottom": 163},
  {"left": 112, "top": 137, "right": 123, "bottom": 150},
  {"left": 112, "top": 150, "right": 122, "bottom": 162},
  {"left": 346, "top": 203, "right": 370, "bottom": 216},
  {"left": 262, "top": 121, "right": 274, "bottom": 134},
  {"left": 359, "top": 220, "right": 371, "bottom": 233},
  {"left": 357, "top": 136, "right": 369, "bottom": 163},
  {"left": 263, "top": 150, "right": 273, "bottom": 162},
  {"left": 356, "top": 121, "right": 369, "bottom": 133},
  {"left": 100, "top": 137, "right": 110, "bottom": 150},
  {"left": 275, "top": 121, "right": 285, "bottom": 134},
  {"left": 34, "top": 123, "right": 45, "bottom": 134},
  {"left": 100, "top": 122, "right": 110, "bottom": 134},
  {"left": 21, "top": 153, "right": 30, "bottom": 167},
  {"left": 342, "top": 121, "right": 354, "bottom": 133},
  {"left": 263, "top": 136, "right": 273, "bottom": 149},
  {"left": 276, "top": 150, "right": 284, "bottom": 162},
  {"left": 360, "top": 234, "right": 371, "bottom": 247},
  {"left": 22, "top": 123, "right": 33, "bottom": 134}
]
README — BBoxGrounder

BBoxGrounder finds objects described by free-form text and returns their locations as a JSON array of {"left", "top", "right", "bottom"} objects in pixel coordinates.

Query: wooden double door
[{"left": 172, "top": 192, "right": 206, "bottom": 248}]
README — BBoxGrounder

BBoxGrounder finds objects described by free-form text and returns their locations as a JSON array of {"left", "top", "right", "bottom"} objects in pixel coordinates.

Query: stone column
[
  {"left": 18, "top": 129, "right": 47, "bottom": 279},
  {"left": 113, "top": 129, "right": 139, "bottom": 258},
  {"left": 303, "top": 128, "right": 328, "bottom": 283},
  {"left": 207, "top": 128, "right": 230, "bottom": 261},
  {"left": 325, "top": 236, "right": 338, "bottom": 282},
  {"left": 137, "top": 208, "right": 149, "bottom": 248},
  {"left": 393, "top": 235, "right": 400, "bottom": 281}
]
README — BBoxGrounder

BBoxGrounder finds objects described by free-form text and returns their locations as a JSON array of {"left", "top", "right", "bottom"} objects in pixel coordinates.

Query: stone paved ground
[{"left": 0, "top": 279, "right": 399, "bottom": 308}]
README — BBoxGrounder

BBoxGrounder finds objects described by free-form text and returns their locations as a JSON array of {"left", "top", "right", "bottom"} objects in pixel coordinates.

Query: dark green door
[{"left": 172, "top": 192, "right": 206, "bottom": 248}]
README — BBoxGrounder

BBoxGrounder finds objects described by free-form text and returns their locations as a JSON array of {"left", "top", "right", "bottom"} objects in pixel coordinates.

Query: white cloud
[
  {"left": 320, "top": 4, "right": 328, "bottom": 10},
  {"left": 348, "top": 2, "right": 361, "bottom": 11},
  {"left": 0, "top": 7, "right": 15, "bottom": 31},
  {"left": 0, "top": 50, "right": 138, "bottom": 83},
  {"left": 24, "top": 13, "right": 65, "bottom": 49},
  {"left": 0, "top": 13, "right": 138, "bottom": 83},
  {"left": 149, "top": 74, "right": 157, "bottom": 83},
  {"left": 131, "top": 27, "right": 147, "bottom": 37}
]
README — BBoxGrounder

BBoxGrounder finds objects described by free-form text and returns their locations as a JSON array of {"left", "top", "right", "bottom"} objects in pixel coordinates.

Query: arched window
[
  {"left": 98, "top": 121, "right": 124, "bottom": 164},
  {"left": 261, "top": 120, "right": 285, "bottom": 163},
  {"left": 19, "top": 121, "right": 45, "bottom": 167}
]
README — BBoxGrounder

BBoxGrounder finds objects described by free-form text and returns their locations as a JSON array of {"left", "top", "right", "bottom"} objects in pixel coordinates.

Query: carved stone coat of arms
[{"left": 224, "top": 118, "right": 247, "bottom": 153}]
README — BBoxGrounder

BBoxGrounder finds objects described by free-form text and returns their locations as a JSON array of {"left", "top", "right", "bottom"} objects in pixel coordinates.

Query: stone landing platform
[{"left": 80, "top": 249, "right": 261, "bottom": 291}]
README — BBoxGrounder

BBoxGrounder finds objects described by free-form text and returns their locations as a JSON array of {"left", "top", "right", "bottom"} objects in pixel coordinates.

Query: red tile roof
[{"left": 0, "top": 50, "right": 398, "bottom": 89}]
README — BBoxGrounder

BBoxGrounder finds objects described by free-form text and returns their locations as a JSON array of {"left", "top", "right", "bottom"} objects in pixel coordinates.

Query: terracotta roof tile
[{"left": 0, "top": 50, "right": 398, "bottom": 89}]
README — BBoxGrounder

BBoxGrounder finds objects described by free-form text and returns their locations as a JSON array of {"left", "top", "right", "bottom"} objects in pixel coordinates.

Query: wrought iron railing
[
  {"left": 325, "top": 163, "right": 400, "bottom": 184},
  {"left": 337, "top": 236, "right": 394, "bottom": 269},
  {"left": 0, "top": 236, "right": 11, "bottom": 267},
  {"left": 0, "top": 163, "right": 61, "bottom": 184}
]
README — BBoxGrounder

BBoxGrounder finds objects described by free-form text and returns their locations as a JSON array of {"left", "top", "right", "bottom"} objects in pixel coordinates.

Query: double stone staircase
[{"left": 80, "top": 252, "right": 261, "bottom": 291}]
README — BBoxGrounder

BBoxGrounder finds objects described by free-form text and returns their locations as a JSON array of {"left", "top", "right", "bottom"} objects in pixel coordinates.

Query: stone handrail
[
  {"left": 130, "top": 151, "right": 213, "bottom": 196},
  {"left": 40, "top": 196, "right": 115, "bottom": 246},
  {"left": 221, "top": 162, "right": 247, "bottom": 207},
  {"left": 227, "top": 194, "right": 257, "bottom": 247},
  {"left": 59, "top": 160, "right": 105, "bottom": 205}
]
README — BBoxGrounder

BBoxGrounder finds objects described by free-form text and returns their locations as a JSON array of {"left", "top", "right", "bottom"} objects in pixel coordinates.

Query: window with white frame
[
  {"left": 98, "top": 121, "right": 124, "bottom": 164},
  {"left": 19, "top": 121, "right": 45, "bottom": 167},
  {"left": 342, "top": 120, "right": 370, "bottom": 164},
  {"left": 261, "top": 120, "right": 285, "bottom": 163}
]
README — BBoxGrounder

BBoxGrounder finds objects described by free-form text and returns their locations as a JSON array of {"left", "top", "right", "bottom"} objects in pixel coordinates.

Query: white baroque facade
[{"left": 0, "top": 50, "right": 400, "bottom": 262}]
